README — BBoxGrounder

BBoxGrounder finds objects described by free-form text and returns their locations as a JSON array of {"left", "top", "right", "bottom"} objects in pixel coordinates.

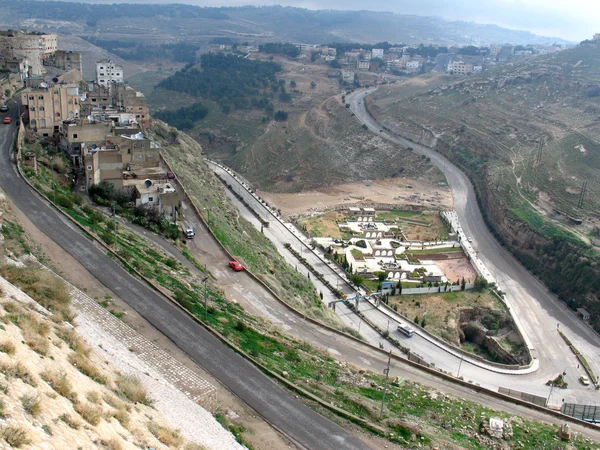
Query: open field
[
  {"left": 260, "top": 178, "right": 453, "bottom": 219},
  {"left": 400, "top": 212, "right": 449, "bottom": 241}
]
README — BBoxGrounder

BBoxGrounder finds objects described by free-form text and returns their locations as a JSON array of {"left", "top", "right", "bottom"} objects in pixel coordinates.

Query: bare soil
[
  {"left": 435, "top": 258, "right": 478, "bottom": 285},
  {"left": 260, "top": 178, "right": 453, "bottom": 219}
]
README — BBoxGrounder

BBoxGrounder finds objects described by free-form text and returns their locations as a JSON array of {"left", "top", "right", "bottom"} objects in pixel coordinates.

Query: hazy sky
[{"left": 197, "top": 0, "right": 598, "bottom": 41}]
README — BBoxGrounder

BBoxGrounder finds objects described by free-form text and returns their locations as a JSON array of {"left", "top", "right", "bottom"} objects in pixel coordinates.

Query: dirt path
[{"left": 260, "top": 177, "right": 453, "bottom": 218}]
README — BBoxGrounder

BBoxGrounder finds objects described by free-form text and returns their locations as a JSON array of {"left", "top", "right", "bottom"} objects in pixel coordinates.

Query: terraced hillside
[{"left": 369, "top": 43, "right": 600, "bottom": 330}]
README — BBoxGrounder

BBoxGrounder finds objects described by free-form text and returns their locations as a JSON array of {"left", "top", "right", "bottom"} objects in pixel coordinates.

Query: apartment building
[
  {"left": 447, "top": 61, "right": 473, "bottom": 75},
  {"left": 96, "top": 59, "right": 124, "bottom": 87},
  {"left": 114, "top": 84, "right": 149, "bottom": 130},
  {"left": 21, "top": 84, "right": 80, "bottom": 136}
]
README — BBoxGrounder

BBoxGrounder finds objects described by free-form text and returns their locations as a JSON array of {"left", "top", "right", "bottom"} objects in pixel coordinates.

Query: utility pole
[
  {"left": 457, "top": 355, "right": 464, "bottom": 378},
  {"left": 52, "top": 182, "right": 56, "bottom": 204},
  {"left": 112, "top": 202, "right": 117, "bottom": 251},
  {"left": 202, "top": 276, "right": 209, "bottom": 321},
  {"left": 379, "top": 350, "right": 392, "bottom": 419}
]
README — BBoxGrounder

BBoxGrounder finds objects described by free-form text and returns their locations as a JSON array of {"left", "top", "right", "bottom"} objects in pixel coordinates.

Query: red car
[
  {"left": 228, "top": 261, "right": 244, "bottom": 272},
  {"left": 3, "top": 117, "right": 11, "bottom": 125}
]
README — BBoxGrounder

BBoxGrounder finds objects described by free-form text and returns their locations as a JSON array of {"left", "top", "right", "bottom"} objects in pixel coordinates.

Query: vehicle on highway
[
  {"left": 3, "top": 117, "right": 11, "bottom": 125},
  {"left": 397, "top": 324, "right": 415, "bottom": 337},
  {"left": 229, "top": 260, "right": 244, "bottom": 271},
  {"left": 580, "top": 375, "right": 590, "bottom": 386},
  {"left": 0, "top": 105, "right": 8, "bottom": 112},
  {"left": 467, "top": 236, "right": 473, "bottom": 243},
  {"left": 182, "top": 223, "right": 195, "bottom": 239}
]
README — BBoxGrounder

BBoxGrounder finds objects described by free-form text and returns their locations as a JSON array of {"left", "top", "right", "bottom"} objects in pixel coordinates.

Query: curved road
[
  {"left": 0, "top": 107, "right": 370, "bottom": 450},
  {"left": 348, "top": 89, "right": 600, "bottom": 404}
]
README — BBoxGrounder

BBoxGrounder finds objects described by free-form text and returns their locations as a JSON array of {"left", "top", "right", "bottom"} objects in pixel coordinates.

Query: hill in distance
[{"left": 0, "top": 1, "right": 572, "bottom": 46}]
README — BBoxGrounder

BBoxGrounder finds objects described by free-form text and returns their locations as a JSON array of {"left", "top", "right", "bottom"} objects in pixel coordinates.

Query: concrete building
[
  {"left": 21, "top": 84, "right": 80, "bottom": 136},
  {"left": 59, "top": 118, "right": 113, "bottom": 157},
  {"left": 0, "top": 55, "right": 29, "bottom": 81},
  {"left": 371, "top": 48, "right": 384, "bottom": 59},
  {"left": 357, "top": 60, "right": 370, "bottom": 70},
  {"left": 447, "top": 61, "right": 473, "bottom": 75},
  {"left": 47, "top": 50, "right": 82, "bottom": 74},
  {"left": 577, "top": 308, "right": 591, "bottom": 321},
  {"left": 341, "top": 69, "right": 355, "bottom": 83},
  {"left": 0, "top": 30, "right": 57, "bottom": 76},
  {"left": 406, "top": 60, "right": 421, "bottom": 71},
  {"left": 114, "top": 84, "right": 149, "bottom": 130},
  {"left": 96, "top": 59, "right": 123, "bottom": 87},
  {"left": 134, "top": 180, "right": 182, "bottom": 221}
]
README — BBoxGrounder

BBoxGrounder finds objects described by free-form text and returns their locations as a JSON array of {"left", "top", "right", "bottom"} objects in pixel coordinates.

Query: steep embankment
[
  {"left": 370, "top": 43, "right": 600, "bottom": 331},
  {"left": 235, "top": 95, "right": 445, "bottom": 192},
  {"left": 151, "top": 121, "right": 347, "bottom": 330}
]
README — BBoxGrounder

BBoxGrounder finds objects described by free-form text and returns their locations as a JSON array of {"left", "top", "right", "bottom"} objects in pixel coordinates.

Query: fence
[
  {"left": 561, "top": 403, "right": 600, "bottom": 423},
  {"left": 400, "top": 283, "right": 474, "bottom": 295},
  {"left": 498, "top": 387, "right": 547, "bottom": 407}
]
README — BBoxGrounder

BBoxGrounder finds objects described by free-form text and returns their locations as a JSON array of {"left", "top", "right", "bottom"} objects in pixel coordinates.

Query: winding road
[
  {"left": 347, "top": 88, "right": 600, "bottom": 404},
  {"left": 0, "top": 105, "right": 370, "bottom": 450}
]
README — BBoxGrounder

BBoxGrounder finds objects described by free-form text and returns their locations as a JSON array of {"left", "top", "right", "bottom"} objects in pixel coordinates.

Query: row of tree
[{"left": 259, "top": 43, "right": 301, "bottom": 58}]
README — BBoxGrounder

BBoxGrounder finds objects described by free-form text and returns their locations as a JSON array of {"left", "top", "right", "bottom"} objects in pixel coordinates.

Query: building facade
[
  {"left": 21, "top": 84, "right": 80, "bottom": 136},
  {"left": 96, "top": 60, "right": 124, "bottom": 87},
  {"left": 0, "top": 30, "right": 57, "bottom": 76}
]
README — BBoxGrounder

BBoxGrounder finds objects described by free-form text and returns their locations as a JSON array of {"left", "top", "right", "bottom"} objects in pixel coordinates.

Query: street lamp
[{"left": 204, "top": 207, "right": 211, "bottom": 224}]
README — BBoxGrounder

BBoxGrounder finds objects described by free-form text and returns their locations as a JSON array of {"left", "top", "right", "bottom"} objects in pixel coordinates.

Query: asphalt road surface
[
  {"left": 348, "top": 89, "right": 600, "bottom": 404},
  {"left": 0, "top": 109, "right": 370, "bottom": 450}
]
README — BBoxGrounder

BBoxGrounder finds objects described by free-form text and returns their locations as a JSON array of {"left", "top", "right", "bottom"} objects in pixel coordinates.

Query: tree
[
  {"left": 310, "top": 81, "right": 316, "bottom": 89},
  {"left": 461, "top": 277, "right": 466, "bottom": 291},
  {"left": 421, "top": 317, "right": 426, "bottom": 328},
  {"left": 274, "top": 110, "right": 288, "bottom": 121},
  {"left": 414, "top": 315, "right": 419, "bottom": 324},
  {"left": 474, "top": 277, "right": 489, "bottom": 292},
  {"left": 290, "top": 80, "right": 297, "bottom": 88}
]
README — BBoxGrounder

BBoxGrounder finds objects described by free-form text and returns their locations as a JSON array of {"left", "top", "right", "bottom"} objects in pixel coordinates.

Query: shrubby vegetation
[
  {"left": 157, "top": 53, "right": 284, "bottom": 113},
  {"left": 154, "top": 103, "right": 208, "bottom": 130},
  {"left": 259, "top": 42, "right": 300, "bottom": 57}
]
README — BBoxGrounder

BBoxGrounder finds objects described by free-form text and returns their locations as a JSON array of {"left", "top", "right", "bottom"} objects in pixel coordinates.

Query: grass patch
[
  {"left": 115, "top": 374, "right": 152, "bottom": 405},
  {"left": 75, "top": 402, "right": 103, "bottom": 425},
  {"left": 0, "top": 341, "right": 16, "bottom": 355},
  {"left": 68, "top": 353, "right": 109, "bottom": 385},
  {"left": 147, "top": 421, "right": 184, "bottom": 447},
  {"left": 0, "top": 266, "right": 74, "bottom": 323},
  {"left": 56, "top": 326, "right": 90, "bottom": 357},
  {"left": 0, "top": 361, "right": 37, "bottom": 386},
  {"left": 40, "top": 370, "right": 77, "bottom": 402},
  {"left": 20, "top": 394, "right": 41, "bottom": 416},
  {"left": 58, "top": 413, "right": 81, "bottom": 429},
  {"left": 1, "top": 426, "right": 31, "bottom": 448}
]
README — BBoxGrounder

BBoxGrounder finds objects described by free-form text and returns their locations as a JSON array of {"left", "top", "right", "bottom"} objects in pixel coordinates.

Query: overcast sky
[{"left": 196, "top": 0, "right": 598, "bottom": 41}]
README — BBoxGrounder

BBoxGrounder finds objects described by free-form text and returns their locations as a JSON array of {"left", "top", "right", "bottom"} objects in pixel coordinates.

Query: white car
[
  {"left": 580, "top": 375, "right": 590, "bottom": 386},
  {"left": 467, "top": 237, "right": 473, "bottom": 243}
]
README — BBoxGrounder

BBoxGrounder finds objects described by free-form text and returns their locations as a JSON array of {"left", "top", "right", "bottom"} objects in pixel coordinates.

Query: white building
[
  {"left": 472, "top": 65, "right": 483, "bottom": 73},
  {"left": 357, "top": 60, "right": 370, "bottom": 70},
  {"left": 371, "top": 48, "right": 384, "bottom": 59},
  {"left": 96, "top": 60, "right": 124, "bottom": 87},
  {"left": 447, "top": 61, "right": 473, "bottom": 75},
  {"left": 406, "top": 60, "right": 421, "bottom": 71}
]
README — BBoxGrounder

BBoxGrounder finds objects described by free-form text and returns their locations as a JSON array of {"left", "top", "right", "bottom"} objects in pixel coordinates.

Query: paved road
[
  {"left": 348, "top": 89, "right": 600, "bottom": 403},
  {"left": 0, "top": 111, "right": 370, "bottom": 450}
]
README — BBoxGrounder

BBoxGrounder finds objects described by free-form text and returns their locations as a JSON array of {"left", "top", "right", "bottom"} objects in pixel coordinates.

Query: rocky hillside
[
  {"left": 370, "top": 42, "right": 600, "bottom": 331},
  {"left": 235, "top": 95, "right": 445, "bottom": 193}
]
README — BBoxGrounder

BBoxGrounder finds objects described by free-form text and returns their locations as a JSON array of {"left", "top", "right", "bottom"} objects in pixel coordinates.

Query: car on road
[
  {"left": 228, "top": 260, "right": 244, "bottom": 272},
  {"left": 467, "top": 236, "right": 473, "bottom": 243},
  {"left": 3, "top": 117, "right": 11, "bottom": 125},
  {"left": 182, "top": 223, "right": 195, "bottom": 239},
  {"left": 580, "top": 375, "right": 590, "bottom": 385},
  {"left": 0, "top": 105, "right": 8, "bottom": 112}
]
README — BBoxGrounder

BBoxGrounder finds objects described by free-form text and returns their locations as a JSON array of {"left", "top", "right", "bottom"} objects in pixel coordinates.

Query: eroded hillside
[{"left": 235, "top": 95, "right": 446, "bottom": 193}]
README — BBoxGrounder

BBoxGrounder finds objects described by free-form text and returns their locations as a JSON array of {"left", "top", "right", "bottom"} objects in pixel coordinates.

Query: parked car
[
  {"left": 467, "top": 237, "right": 473, "bottom": 243},
  {"left": 228, "top": 261, "right": 244, "bottom": 272},
  {"left": 580, "top": 375, "right": 590, "bottom": 386},
  {"left": 182, "top": 223, "right": 195, "bottom": 239},
  {"left": 3, "top": 117, "right": 11, "bottom": 125},
  {"left": 0, "top": 105, "right": 8, "bottom": 112}
]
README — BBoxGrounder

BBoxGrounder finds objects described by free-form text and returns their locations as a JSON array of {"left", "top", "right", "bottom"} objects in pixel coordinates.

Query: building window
[
  {"left": 72, "top": 134, "right": 78, "bottom": 139},
  {"left": 100, "top": 80, "right": 104, "bottom": 83},
  {"left": 40, "top": 119, "right": 46, "bottom": 127},
  {"left": 38, "top": 95, "right": 43, "bottom": 100},
  {"left": 127, "top": 149, "right": 131, "bottom": 154},
  {"left": 29, "top": 96, "right": 34, "bottom": 100},
  {"left": 39, "top": 106, "right": 44, "bottom": 111},
  {"left": 30, "top": 119, "right": 36, "bottom": 127},
  {"left": 43, "top": 133, "right": 49, "bottom": 137},
  {"left": 30, "top": 107, "right": 35, "bottom": 112},
  {"left": 54, "top": 90, "right": 58, "bottom": 95},
  {"left": 148, "top": 197, "right": 153, "bottom": 202}
]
